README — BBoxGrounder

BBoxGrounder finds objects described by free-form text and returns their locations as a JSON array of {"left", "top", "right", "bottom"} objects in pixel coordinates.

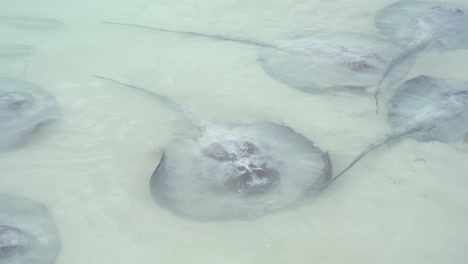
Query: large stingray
[
  {"left": 93, "top": 75, "right": 332, "bottom": 220},
  {"left": 374, "top": 1, "right": 468, "bottom": 93},
  {"left": 0, "top": 78, "right": 59, "bottom": 150},
  {"left": 103, "top": 21, "right": 413, "bottom": 94},
  {"left": 327, "top": 75, "right": 468, "bottom": 186},
  {"left": 0, "top": 194, "right": 60, "bottom": 264}
]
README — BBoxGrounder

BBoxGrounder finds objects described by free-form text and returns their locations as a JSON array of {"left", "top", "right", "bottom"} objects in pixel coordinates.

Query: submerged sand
[{"left": 1, "top": 0, "right": 467, "bottom": 263}]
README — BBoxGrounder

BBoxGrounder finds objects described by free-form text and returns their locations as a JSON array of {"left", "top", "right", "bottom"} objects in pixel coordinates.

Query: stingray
[
  {"left": 327, "top": 75, "right": 468, "bottom": 186},
  {"left": 103, "top": 21, "right": 413, "bottom": 94},
  {"left": 0, "top": 78, "right": 59, "bottom": 150},
  {"left": 93, "top": 75, "right": 332, "bottom": 220},
  {"left": 0, "top": 193, "right": 60, "bottom": 264},
  {"left": 0, "top": 44, "right": 35, "bottom": 56},
  {"left": 374, "top": 1, "right": 468, "bottom": 95}
]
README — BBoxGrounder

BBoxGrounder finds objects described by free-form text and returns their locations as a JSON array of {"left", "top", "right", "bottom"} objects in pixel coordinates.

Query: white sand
[{"left": 1, "top": 0, "right": 468, "bottom": 263}]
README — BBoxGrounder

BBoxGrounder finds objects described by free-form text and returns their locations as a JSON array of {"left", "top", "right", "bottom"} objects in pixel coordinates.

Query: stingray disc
[
  {"left": 150, "top": 121, "right": 332, "bottom": 220},
  {"left": 0, "top": 194, "right": 60, "bottom": 263},
  {"left": 388, "top": 75, "right": 468, "bottom": 143},
  {"left": 375, "top": 1, "right": 468, "bottom": 50},
  {"left": 0, "top": 78, "right": 59, "bottom": 150},
  {"left": 258, "top": 33, "right": 413, "bottom": 93}
]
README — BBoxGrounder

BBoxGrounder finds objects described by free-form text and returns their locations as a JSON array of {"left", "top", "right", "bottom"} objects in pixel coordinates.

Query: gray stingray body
[
  {"left": 0, "top": 194, "right": 60, "bottom": 264},
  {"left": 103, "top": 22, "right": 413, "bottom": 94},
  {"left": 258, "top": 33, "right": 413, "bottom": 93},
  {"left": 375, "top": 1, "right": 468, "bottom": 87},
  {"left": 0, "top": 78, "right": 59, "bottom": 150},
  {"left": 328, "top": 75, "right": 468, "bottom": 185},
  {"left": 93, "top": 75, "right": 332, "bottom": 220}
]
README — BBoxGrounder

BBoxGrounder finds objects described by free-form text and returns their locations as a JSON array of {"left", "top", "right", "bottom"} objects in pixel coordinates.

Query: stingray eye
[
  {"left": 225, "top": 164, "right": 280, "bottom": 194},
  {"left": 239, "top": 141, "right": 256, "bottom": 156},
  {"left": 0, "top": 225, "right": 24, "bottom": 259},
  {"left": 0, "top": 92, "right": 31, "bottom": 111},
  {"left": 202, "top": 140, "right": 257, "bottom": 161},
  {"left": 455, "top": 8, "right": 464, "bottom": 14},
  {"left": 357, "top": 61, "right": 372, "bottom": 71},
  {"left": 353, "top": 61, "right": 371, "bottom": 71},
  {"left": 451, "top": 90, "right": 468, "bottom": 98},
  {"left": 236, "top": 165, "right": 245, "bottom": 171},
  {"left": 202, "top": 142, "right": 231, "bottom": 161},
  {"left": 202, "top": 141, "right": 237, "bottom": 161},
  {"left": 343, "top": 58, "right": 376, "bottom": 72}
]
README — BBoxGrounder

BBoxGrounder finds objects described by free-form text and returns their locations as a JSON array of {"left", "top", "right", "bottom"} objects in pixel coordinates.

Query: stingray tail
[
  {"left": 92, "top": 75, "right": 210, "bottom": 127},
  {"left": 374, "top": 35, "right": 431, "bottom": 113},
  {"left": 102, "top": 21, "right": 276, "bottom": 48},
  {"left": 322, "top": 128, "right": 416, "bottom": 189}
]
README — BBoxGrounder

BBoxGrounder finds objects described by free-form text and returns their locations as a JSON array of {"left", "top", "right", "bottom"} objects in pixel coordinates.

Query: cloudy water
[{"left": 1, "top": 0, "right": 467, "bottom": 263}]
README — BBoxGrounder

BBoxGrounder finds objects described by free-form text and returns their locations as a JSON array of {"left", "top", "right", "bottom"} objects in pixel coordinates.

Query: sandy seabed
[{"left": 1, "top": 0, "right": 468, "bottom": 263}]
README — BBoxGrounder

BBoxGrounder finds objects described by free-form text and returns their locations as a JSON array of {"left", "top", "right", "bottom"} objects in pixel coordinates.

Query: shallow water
[{"left": 1, "top": 0, "right": 468, "bottom": 263}]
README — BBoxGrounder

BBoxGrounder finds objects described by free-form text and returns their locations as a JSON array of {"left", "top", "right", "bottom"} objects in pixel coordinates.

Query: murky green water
[{"left": 1, "top": 0, "right": 468, "bottom": 263}]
